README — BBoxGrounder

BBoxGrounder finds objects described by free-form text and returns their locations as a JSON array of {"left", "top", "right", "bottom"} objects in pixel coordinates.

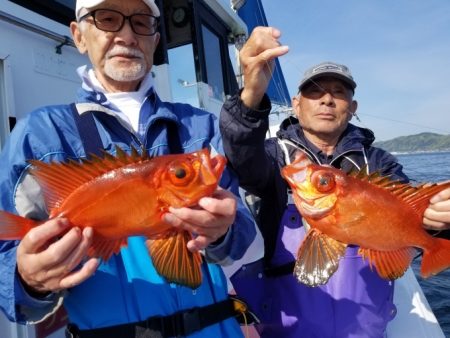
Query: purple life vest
[{"left": 230, "top": 203, "right": 397, "bottom": 338}]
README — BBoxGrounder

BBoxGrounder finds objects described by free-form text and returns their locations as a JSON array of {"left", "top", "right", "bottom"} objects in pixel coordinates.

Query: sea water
[{"left": 396, "top": 151, "right": 450, "bottom": 337}]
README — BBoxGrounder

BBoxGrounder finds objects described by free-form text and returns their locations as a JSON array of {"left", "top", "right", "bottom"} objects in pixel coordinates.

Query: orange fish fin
[
  {"left": 358, "top": 247, "right": 416, "bottom": 280},
  {"left": 350, "top": 169, "right": 450, "bottom": 218},
  {"left": 420, "top": 238, "right": 450, "bottom": 278},
  {"left": 87, "top": 235, "right": 127, "bottom": 261},
  {"left": 146, "top": 231, "right": 202, "bottom": 289},
  {"left": 347, "top": 164, "right": 370, "bottom": 178},
  {"left": 0, "top": 211, "right": 37, "bottom": 239},
  {"left": 294, "top": 228, "right": 347, "bottom": 286},
  {"left": 398, "top": 181, "right": 450, "bottom": 217},
  {"left": 349, "top": 168, "right": 398, "bottom": 187},
  {"left": 28, "top": 146, "right": 150, "bottom": 211}
]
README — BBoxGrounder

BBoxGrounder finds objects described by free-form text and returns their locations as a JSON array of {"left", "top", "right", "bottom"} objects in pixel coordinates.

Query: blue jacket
[
  {"left": 0, "top": 77, "right": 256, "bottom": 337},
  {"left": 220, "top": 93, "right": 409, "bottom": 338}
]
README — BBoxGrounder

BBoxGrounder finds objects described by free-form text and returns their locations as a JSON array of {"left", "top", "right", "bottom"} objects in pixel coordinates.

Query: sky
[{"left": 259, "top": 0, "right": 450, "bottom": 141}]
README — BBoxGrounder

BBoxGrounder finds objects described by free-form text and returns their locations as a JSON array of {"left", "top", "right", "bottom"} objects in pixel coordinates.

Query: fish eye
[
  {"left": 174, "top": 168, "right": 186, "bottom": 179},
  {"left": 312, "top": 171, "right": 335, "bottom": 193},
  {"left": 168, "top": 161, "right": 194, "bottom": 186}
]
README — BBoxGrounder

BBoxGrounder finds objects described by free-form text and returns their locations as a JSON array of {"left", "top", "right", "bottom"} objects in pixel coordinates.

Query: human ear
[
  {"left": 348, "top": 100, "right": 358, "bottom": 121},
  {"left": 70, "top": 21, "right": 87, "bottom": 54},
  {"left": 350, "top": 100, "right": 358, "bottom": 114},
  {"left": 292, "top": 95, "right": 302, "bottom": 117}
]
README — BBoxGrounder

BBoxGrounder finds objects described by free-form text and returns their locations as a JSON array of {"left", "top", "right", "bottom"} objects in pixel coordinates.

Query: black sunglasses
[{"left": 79, "top": 9, "right": 159, "bottom": 36}]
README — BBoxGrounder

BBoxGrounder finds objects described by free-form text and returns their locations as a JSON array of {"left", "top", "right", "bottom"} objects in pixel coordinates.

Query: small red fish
[
  {"left": 0, "top": 147, "right": 226, "bottom": 288},
  {"left": 281, "top": 153, "right": 450, "bottom": 287}
]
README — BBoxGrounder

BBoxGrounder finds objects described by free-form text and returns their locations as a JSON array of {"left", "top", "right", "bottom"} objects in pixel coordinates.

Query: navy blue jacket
[
  {"left": 220, "top": 93, "right": 407, "bottom": 262},
  {"left": 220, "top": 93, "right": 410, "bottom": 338}
]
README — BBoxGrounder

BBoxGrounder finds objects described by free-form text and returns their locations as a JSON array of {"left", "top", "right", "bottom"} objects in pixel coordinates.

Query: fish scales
[
  {"left": 0, "top": 146, "right": 226, "bottom": 288},
  {"left": 281, "top": 153, "right": 450, "bottom": 286}
]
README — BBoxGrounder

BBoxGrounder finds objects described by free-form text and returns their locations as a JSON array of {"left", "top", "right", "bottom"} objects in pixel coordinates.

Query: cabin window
[
  {"left": 192, "top": 0, "right": 238, "bottom": 98},
  {"left": 201, "top": 25, "right": 225, "bottom": 101},
  {"left": 162, "top": 0, "right": 237, "bottom": 109},
  {"left": 168, "top": 44, "right": 199, "bottom": 107}
]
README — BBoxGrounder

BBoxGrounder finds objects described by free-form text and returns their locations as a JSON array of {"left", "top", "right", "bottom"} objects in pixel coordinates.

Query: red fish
[
  {"left": 281, "top": 153, "right": 450, "bottom": 287},
  {"left": 0, "top": 147, "right": 226, "bottom": 289}
]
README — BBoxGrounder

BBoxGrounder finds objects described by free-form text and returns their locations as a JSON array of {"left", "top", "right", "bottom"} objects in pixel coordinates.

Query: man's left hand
[
  {"left": 423, "top": 187, "right": 450, "bottom": 230},
  {"left": 163, "top": 188, "right": 237, "bottom": 252}
]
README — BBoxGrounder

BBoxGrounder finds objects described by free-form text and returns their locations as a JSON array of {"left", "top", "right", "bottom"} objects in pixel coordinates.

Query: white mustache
[{"left": 106, "top": 47, "right": 144, "bottom": 59}]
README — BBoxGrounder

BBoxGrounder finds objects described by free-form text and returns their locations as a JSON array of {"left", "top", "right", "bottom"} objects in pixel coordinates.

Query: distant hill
[{"left": 373, "top": 132, "right": 450, "bottom": 153}]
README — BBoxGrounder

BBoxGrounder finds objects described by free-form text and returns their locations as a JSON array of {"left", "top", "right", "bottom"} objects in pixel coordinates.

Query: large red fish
[
  {"left": 0, "top": 147, "right": 226, "bottom": 289},
  {"left": 281, "top": 153, "right": 450, "bottom": 287}
]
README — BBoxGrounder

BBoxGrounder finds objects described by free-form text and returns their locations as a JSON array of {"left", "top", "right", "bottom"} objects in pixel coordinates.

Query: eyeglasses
[{"left": 79, "top": 9, "right": 159, "bottom": 36}]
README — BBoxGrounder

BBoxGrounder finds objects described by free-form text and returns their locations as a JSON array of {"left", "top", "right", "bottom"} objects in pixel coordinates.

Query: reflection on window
[
  {"left": 168, "top": 44, "right": 199, "bottom": 107},
  {"left": 201, "top": 25, "right": 224, "bottom": 101}
]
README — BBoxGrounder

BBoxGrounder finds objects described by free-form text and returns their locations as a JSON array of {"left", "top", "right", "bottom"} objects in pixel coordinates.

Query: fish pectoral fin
[
  {"left": 358, "top": 247, "right": 416, "bottom": 280},
  {"left": 294, "top": 228, "right": 347, "bottom": 287},
  {"left": 146, "top": 231, "right": 202, "bottom": 289},
  {"left": 88, "top": 236, "right": 127, "bottom": 261}
]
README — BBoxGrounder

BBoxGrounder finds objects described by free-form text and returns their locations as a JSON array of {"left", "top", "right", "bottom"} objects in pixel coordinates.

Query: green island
[{"left": 374, "top": 132, "right": 450, "bottom": 154}]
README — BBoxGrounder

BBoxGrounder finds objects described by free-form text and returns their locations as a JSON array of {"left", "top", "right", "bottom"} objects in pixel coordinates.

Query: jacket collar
[
  {"left": 76, "top": 66, "right": 155, "bottom": 110},
  {"left": 276, "top": 116, "right": 375, "bottom": 157},
  {"left": 74, "top": 66, "right": 180, "bottom": 126}
]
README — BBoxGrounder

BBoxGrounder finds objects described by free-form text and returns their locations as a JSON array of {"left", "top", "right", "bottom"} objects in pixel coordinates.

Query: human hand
[
  {"left": 16, "top": 218, "right": 99, "bottom": 295},
  {"left": 163, "top": 188, "right": 237, "bottom": 252},
  {"left": 239, "top": 26, "right": 289, "bottom": 109},
  {"left": 423, "top": 187, "right": 450, "bottom": 230}
]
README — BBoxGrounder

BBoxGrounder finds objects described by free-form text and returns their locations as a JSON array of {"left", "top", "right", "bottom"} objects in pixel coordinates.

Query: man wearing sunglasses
[
  {"left": 220, "top": 27, "right": 450, "bottom": 338},
  {"left": 0, "top": 0, "right": 256, "bottom": 337}
]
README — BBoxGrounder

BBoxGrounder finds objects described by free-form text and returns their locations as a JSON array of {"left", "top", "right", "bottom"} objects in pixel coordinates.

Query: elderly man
[
  {"left": 0, "top": 0, "right": 256, "bottom": 337},
  {"left": 220, "top": 26, "right": 450, "bottom": 338}
]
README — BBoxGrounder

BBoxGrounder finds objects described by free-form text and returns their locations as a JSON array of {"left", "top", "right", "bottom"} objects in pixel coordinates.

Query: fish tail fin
[
  {"left": 421, "top": 238, "right": 450, "bottom": 278},
  {"left": 0, "top": 210, "right": 37, "bottom": 239},
  {"left": 146, "top": 231, "right": 202, "bottom": 288}
]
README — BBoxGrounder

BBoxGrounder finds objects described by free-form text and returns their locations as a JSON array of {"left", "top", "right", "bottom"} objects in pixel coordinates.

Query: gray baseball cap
[{"left": 298, "top": 61, "right": 357, "bottom": 93}]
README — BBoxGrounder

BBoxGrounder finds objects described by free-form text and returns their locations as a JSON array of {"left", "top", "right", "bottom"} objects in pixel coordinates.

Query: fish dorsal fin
[
  {"left": 347, "top": 164, "right": 369, "bottom": 179},
  {"left": 88, "top": 235, "right": 128, "bottom": 261},
  {"left": 358, "top": 247, "right": 416, "bottom": 280},
  {"left": 395, "top": 181, "right": 450, "bottom": 216},
  {"left": 29, "top": 146, "right": 149, "bottom": 211},
  {"left": 294, "top": 228, "right": 347, "bottom": 287},
  {"left": 146, "top": 231, "right": 202, "bottom": 289},
  {"left": 348, "top": 167, "right": 395, "bottom": 185},
  {"left": 348, "top": 169, "right": 450, "bottom": 217}
]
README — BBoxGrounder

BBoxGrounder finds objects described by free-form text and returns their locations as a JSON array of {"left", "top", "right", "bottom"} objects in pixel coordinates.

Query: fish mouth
[
  {"left": 197, "top": 152, "right": 226, "bottom": 186},
  {"left": 295, "top": 190, "right": 335, "bottom": 218},
  {"left": 299, "top": 199, "right": 333, "bottom": 218},
  {"left": 210, "top": 154, "right": 227, "bottom": 178}
]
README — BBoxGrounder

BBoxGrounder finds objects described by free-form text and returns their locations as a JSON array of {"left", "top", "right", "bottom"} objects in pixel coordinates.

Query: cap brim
[{"left": 299, "top": 72, "right": 356, "bottom": 92}]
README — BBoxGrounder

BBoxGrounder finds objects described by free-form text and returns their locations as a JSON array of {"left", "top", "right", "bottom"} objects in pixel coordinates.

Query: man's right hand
[
  {"left": 16, "top": 218, "right": 99, "bottom": 295},
  {"left": 239, "top": 26, "right": 289, "bottom": 109}
]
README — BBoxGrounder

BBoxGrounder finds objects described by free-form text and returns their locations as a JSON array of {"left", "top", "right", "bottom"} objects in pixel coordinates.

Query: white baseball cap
[{"left": 76, "top": 0, "right": 160, "bottom": 21}]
